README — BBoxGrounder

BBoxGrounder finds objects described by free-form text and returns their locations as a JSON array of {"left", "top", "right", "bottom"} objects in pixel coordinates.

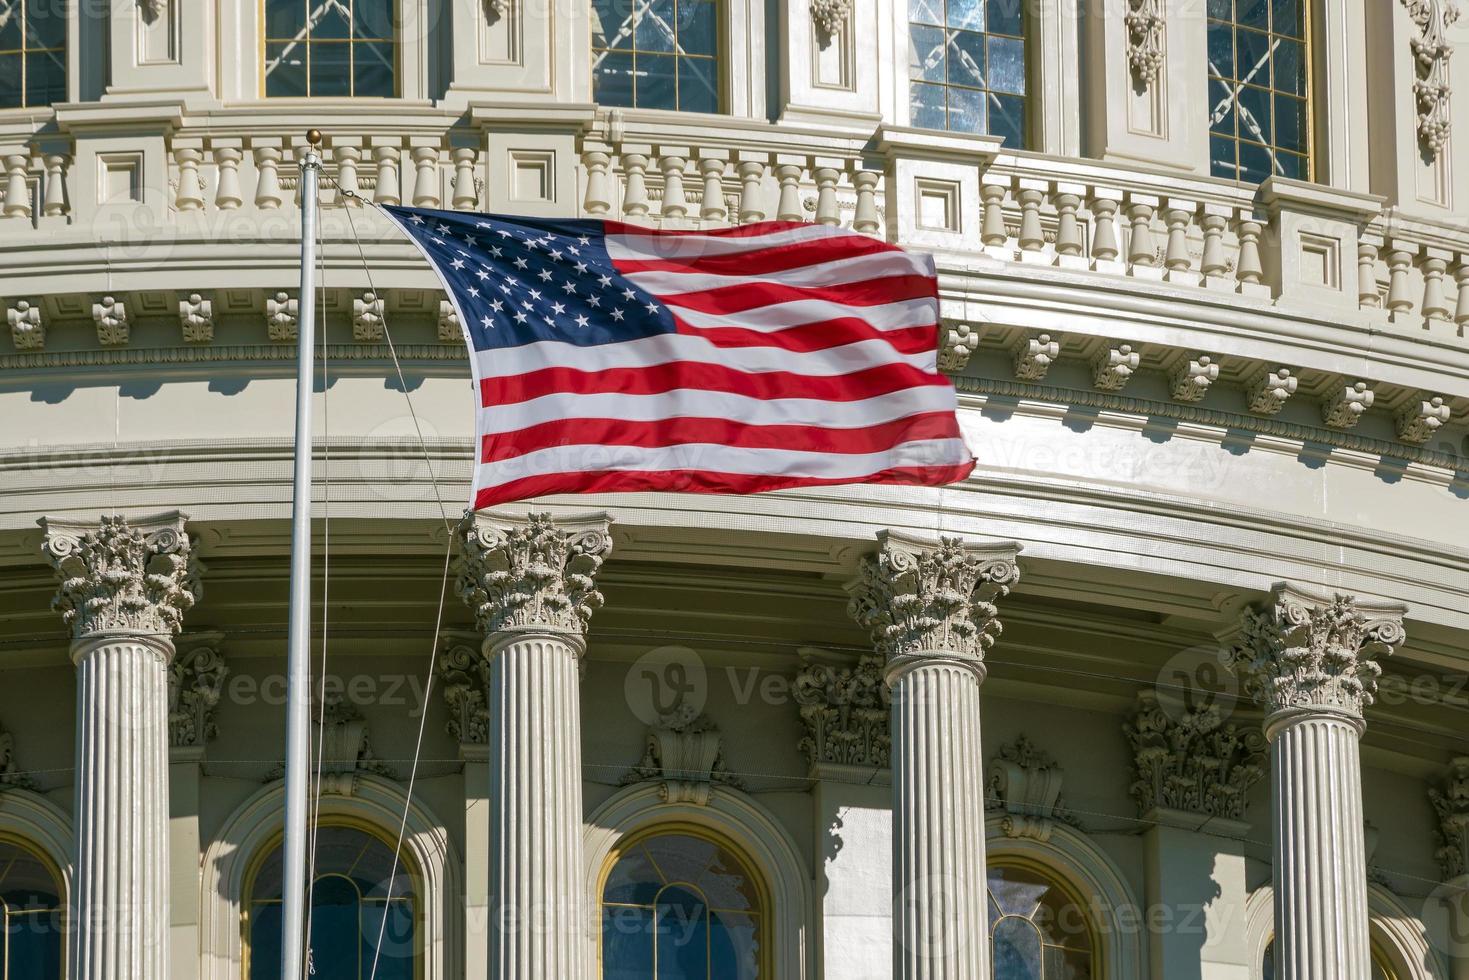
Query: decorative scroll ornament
[
  {"left": 1126, "top": 0, "right": 1166, "bottom": 82},
  {"left": 811, "top": 0, "right": 852, "bottom": 36},
  {"left": 455, "top": 511, "right": 612, "bottom": 638},
  {"left": 986, "top": 735, "right": 1078, "bottom": 841},
  {"left": 1125, "top": 690, "right": 1266, "bottom": 820},
  {"left": 621, "top": 703, "right": 742, "bottom": 806},
  {"left": 847, "top": 531, "right": 1021, "bottom": 665},
  {"left": 1403, "top": 0, "right": 1461, "bottom": 156},
  {"left": 267, "top": 696, "right": 395, "bottom": 795},
  {"left": 7, "top": 300, "right": 42, "bottom": 350},
  {"left": 484, "top": 0, "right": 510, "bottom": 20},
  {"left": 1430, "top": 757, "right": 1469, "bottom": 879},
  {"left": 792, "top": 651, "right": 890, "bottom": 769},
  {"left": 0, "top": 723, "right": 34, "bottom": 791},
  {"left": 1228, "top": 585, "right": 1406, "bottom": 719},
  {"left": 41, "top": 512, "right": 201, "bottom": 641},
  {"left": 437, "top": 637, "right": 490, "bottom": 744},
  {"left": 169, "top": 639, "right": 229, "bottom": 748}
]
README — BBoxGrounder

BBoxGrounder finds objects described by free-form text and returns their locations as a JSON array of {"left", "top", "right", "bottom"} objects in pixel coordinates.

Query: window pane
[
  {"left": 603, "top": 906, "right": 655, "bottom": 980},
  {"left": 639, "top": 52, "right": 678, "bottom": 109},
  {"left": 907, "top": 0, "right": 1028, "bottom": 144},
  {"left": 948, "top": 85, "right": 985, "bottom": 133},
  {"left": 1210, "top": 135, "right": 1238, "bottom": 178},
  {"left": 710, "top": 911, "right": 760, "bottom": 980},
  {"left": 593, "top": 50, "right": 636, "bottom": 106},
  {"left": 354, "top": 41, "right": 395, "bottom": 97},
  {"left": 1207, "top": 22, "right": 1234, "bottom": 80},
  {"left": 1276, "top": 149, "right": 1305, "bottom": 179},
  {"left": 656, "top": 885, "right": 709, "bottom": 979},
  {"left": 993, "top": 917, "right": 1044, "bottom": 979},
  {"left": 1235, "top": 27, "right": 1270, "bottom": 84},
  {"left": 988, "top": 34, "right": 1024, "bottom": 94},
  {"left": 592, "top": 0, "right": 636, "bottom": 49},
  {"left": 910, "top": 24, "right": 945, "bottom": 82},
  {"left": 1238, "top": 140, "right": 1272, "bottom": 182},
  {"left": 1274, "top": 36, "right": 1303, "bottom": 95},
  {"left": 1275, "top": 0, "right": 1304, "bottom": 36},
  {"left": 26, "top": 48, "right": 65, "bottom": 105},
  {"left": 1237, "top": 84, "right": 1270, "bottom": 143},
  {"left": 354, "top": 0, "right": 395, "bottom": 40},
  {"left": 264, "top": 41, "right": 308, "bottom": 97},
  {"left": 678, "top": 56, "right": 718, "bottom": 113},
  {"left": 910, "top": 81, "right": 946, "bottom": 129},
  {"left": 314, "top": 4, "right": 351, "bottom": 40},
  {"left": 1274, "top": 92, "right": 1305, "bottom": 152},
  {"left": 636, "top": 0, "right": 677, "bottom": 53},
  {"left": 309, "top": 42, "right": 352, "bottom": 97},
  {"left": 909, "top": 0, "right": 943, "bottom": 26},
  {"left": 26, "top": 5, "right": 66, "bottom": 50},
  {"left": 1208, "top": 0, "right": 1232, "bottom": 17},
  {"left": 1237, "top": 0, "right": 1268, "bottom": 29},
  {"left": 0, "top": 10, "right": 21, "bottom": 51},
  {"left": 989, "top": 92, "right": 1026, "bottom": 147},
  {"left": 947, "top": 0, "right": 984, "bottom": 32},
  {"left": 265, "top": 0, "right": 307, "bottom": 39},
  {"left": 362, "top": 902, "right": 415, "bottom": 980},
  {"left": 949, "top": 30, "right": 985, "bottom": 87},
  {"left": 987, "top": 0, "right": 1023, "bottom": 37},
  {"left": 681, "top": 0, "right": 718, "bottom": 56}
]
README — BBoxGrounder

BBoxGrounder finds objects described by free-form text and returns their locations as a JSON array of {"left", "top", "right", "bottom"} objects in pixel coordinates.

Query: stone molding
[
  {"left": 169, "top": 633, "right": 229, "bottom": 748},
  {"left": 1124, "top": 689, "right": 1266, "bottom": 821},
  {"left": 846, "top": 529, "right": 1021, "bottom": 669},
  {"left": 792, "top": 649, "right": 890, "bottom": 770},
  {"left": 40, "top": 511, "right": 201, "bottom": 643},
  {"left": 986, "top": 734, "right": 1078, "bottom": 841},
  {"left": 1430, "top": 756, "right": 1469, "bottom": 879},
  {"left": 621, "top": 703, "right": 742, "bottom": 806},
  {"left": 454, "top": 510, "right": 613, "bottom": 640},
  {"left": 1228, "top": 583, "right": 1407, "bottom": 721}
]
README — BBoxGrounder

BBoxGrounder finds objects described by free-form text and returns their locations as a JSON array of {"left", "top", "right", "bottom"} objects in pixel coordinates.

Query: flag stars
[
  {"left": 481, "top": 315, "right": 494, "bottom": 329},
  {"left": 587, "top": 295, "right": 601, "bottom": 308},
  {"left": 538, "top": 269, "right": 554, "bottom": 283},
  {"left": 513, "top": 311, "right": 528, "bottom": 324},
  {"left": 574, "top": 262, "right": 589, "bottom": 275},
  {"left": 476, "top": 269, "right": 491, "bottom": 281},
  {"left": 598, "top": 274, "right": 614, "bottom": 288},
  {"left": 513, "top": 257, "right": 530, "bottom": 270},
  {"left": 561, "top": 281, "right": 578, "bottom": 294},
  {"left": 451, "top": 258, "right": 466, "bottom": 270},
  {"left": 551, "top": 302, "right": 566, "bottom": 315},
  {"left": 467, "top": 287, "right": 480, "bottom": 298},
  {"left": 410, "top": 214, "right": 425, "bottom": 225},
  {"left": 490, "top": 299, "right": 504, "bottom": 312},
  {"left": 436, "top": 223, "right": 452, "bottom": 235},
  {"left": 548, "top": 249, "right": 563, "bottom": 261},
  {"left": 611, "top": 308, "right": 626, "bottom": 321},
  {"left": 574, "top": 314, "right": 590, "bottom": 329},
  {"left": 645, "top": 302, "right": 660, "bottom": 315},
  {"left": 622, "top": 288, "right": 637, "bottom": 301}
]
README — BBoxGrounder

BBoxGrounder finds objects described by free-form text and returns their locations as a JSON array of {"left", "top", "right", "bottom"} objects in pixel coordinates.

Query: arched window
[
  {"left": 989, "top": 861, "right": 1095, "bottom": 979},
  {"left": 1206, "top": 0, "right": 1310, "bottom": 181},
  {"left": 599, "top": 828, "right": 765, "bottom": 980},
  {"left": 907, "top": 0, "right": 1027, "bottom": 146},
  {"left": 244, "top": 823, "right": 417, "bottom": 980},
  {"left": 1262, "top": 937, "right": 1400, "bottom": 980},
  {"left": 0, "top": 0, "right": 66, "bottom": 109},
  {"left": 0, "top": 837, "right": 63, "bottom": 979},
  {"left": 263, "top": 1, "right": 397, "bottom": 97},
  {"left": 591, "top": 0, "right": 721, "bottom": 113}
]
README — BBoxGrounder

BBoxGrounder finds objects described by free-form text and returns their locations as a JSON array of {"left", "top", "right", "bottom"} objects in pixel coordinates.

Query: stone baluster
[
  {"left": 980, "top": 178, "right": 1009, "bottom": 249},
  {"left": 737, "top": 158, "right": 767, "bottom": 223},
  {"left": 853, "top": 168, "right": 881, "bottom": 235},
  {"left": 582, "top": 150, "right": 613, "bottom": 216},
  {"left": 1455, "top": 261, "right": 1469, "bottom": 330},
  {"left": 699, "top": 154, "right": 728, "bottom": 222},
  {"left": 334, "top": 144, "right": 362, "bottom": 207},
  {"left": 1052, "top": 187, "right": 1083, "bottom": 266},
  {"left": 213, "top": 144, "right": 243, "bottom": 210},
  {"left": 776, "top": 160, "right": 806, "bottom": 222},
  {"left": 1090, "top": 193, "right": 1123, "bottom": 271},
  {"left": 41, "top": 154, "right": 68, "bottom": 217},
  {"left": 621, "top": 152, "right": 650, "bottom": 219},
  {"left": 253, "top": 144, "right": 283, "bottom": 210},
  {"left": 1357, "top": 242, "right": 1382, "bottom": 308},
  {"left": 1423, "top": 252, "right": 1452, "bottom": 321},
  {"left": 372, "top": 143, "right": 401, "bottom": 206},
  {"left": 1228, "top": 586, "right": 1406, "bottom": 980},
  {"left": 1016, "top": 180, "right": 1045, "bottom": 259},
  {"left": 1163, "top": 199, "right": 1199, "bottom": 284},
  {"left": 1200, "top": 211, "right": 1229, "bottom": 283},
  {"left": 456, "top": 512, "right": 612, "bottom": 980},
  {"left": 412, "top": 145, "right": 441, "bottom": 207},
  {"left": 1385, "top": 248, "right": 1415, "bottom": 319},
  {"left": 1127, "top": 195, "right": 1160, "bottom": 273},
  {"left": 41, "top": 512, "right": 202, "bottom": 980},
  {"left": 848, "top": 532, "right": 1022, "bottom": 980},
  {"left": 452, "top": 147, "right": 479, "bottom": 210},
  {"left": 3, "top": 154, "right": 31, "bottom": 219},
  {"left": 659, "top": 152, "right": 689, "bottom": 219},
  {"left": 173, "top": 144, "right": 205, "bottom": 212},
  {"left": 814, "top": 164, "right": 841, "bottom": 226},
  {"left": 1235, "top": 218, "right": 1265, "bottom": 289}
]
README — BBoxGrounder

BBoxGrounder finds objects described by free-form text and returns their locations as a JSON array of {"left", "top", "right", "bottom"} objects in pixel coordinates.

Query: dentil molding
[{"left": 1125, "top": 689, "right": 1266, "bottom": 821}]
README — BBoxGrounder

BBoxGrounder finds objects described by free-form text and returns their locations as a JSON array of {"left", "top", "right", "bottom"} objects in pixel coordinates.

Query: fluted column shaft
[
  {"left": 890, "top": 658, "right": 988, "bottom": 980},
  {"left": 72, "top": 635, "right": 174, "bottom": 980},
  {"left": 485, "top": 629, "right": 587, "bottom": 979},
  {"left": 1267, "top": 708, "right": 1370, "bottom": 980}
]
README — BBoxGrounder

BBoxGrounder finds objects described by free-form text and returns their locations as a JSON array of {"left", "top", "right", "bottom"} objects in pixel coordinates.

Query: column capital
[
  {"left": 1124, "top": 689, "right": 1266, "bottom": 821},
  {"left": 846, "top": 530, "right": 1021, "bottom": 674},
  {"left": 39, "top": 511, "right": 200, "bottom": 645},
  {"left": 454, "top": 511, "right": 613, "bottom": 643},
  {"left": 1227, "top": 583, "right": 1406, "bottom": 723},
  {"left": 169, "top": 633, "right": 229, "bottom": 751}
]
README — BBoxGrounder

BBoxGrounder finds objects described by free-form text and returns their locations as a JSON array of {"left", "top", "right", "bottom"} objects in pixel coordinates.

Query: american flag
[{"left": 385, "top": 206, "right": 975, "bottom": 509}]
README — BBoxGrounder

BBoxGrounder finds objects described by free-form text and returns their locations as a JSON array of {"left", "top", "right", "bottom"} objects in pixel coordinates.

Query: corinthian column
[
  {"left": 40, "top": 512, "right": 201, "bottom": 980},
  {"left": 1229, "top": 584, "right": 1406, "bottom": 980},
  {"left": 847, "top": 530, "right": 1021, "bottom": 980},
  {"left": 455, "top": 511, "right": 612, "bottom": 980}
]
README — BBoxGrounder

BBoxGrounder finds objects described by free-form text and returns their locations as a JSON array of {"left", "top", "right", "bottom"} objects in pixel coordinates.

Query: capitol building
[{"left": 3, "top": 1, "right": 1469, "bottom": 979}]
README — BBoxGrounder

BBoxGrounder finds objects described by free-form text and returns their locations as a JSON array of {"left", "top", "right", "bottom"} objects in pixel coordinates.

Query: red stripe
[
  {"left": 613, "top": 233, "right": 902, "bottom": 276},
  {"left": 483, "top": 412, "right": 963, "bottom": 461},
  {"left": 480, "top": 362, "right": 947, "bottom": 406},
  {"left": 474, "top": 461, "right": 976, "bottom": 508},
  {"left": 654, "top": 274, "right": 937, "bottom": 316},
  {"left": 673, "top": 317, "right": 938, "bottom": 356}
]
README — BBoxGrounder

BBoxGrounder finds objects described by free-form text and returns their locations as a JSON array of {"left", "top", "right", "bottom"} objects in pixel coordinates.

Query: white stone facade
[{"left": 0, "top": 1, "right": 1467, "bottom": 979}]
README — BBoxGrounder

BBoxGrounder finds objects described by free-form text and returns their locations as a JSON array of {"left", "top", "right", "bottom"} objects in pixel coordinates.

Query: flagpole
[{"left": 281, "top": 129, "right": 322, "bottom": 980}]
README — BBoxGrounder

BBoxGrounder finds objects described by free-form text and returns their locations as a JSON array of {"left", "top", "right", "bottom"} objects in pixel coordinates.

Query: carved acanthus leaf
[
  {"left": 169, "top": 639, "right": 229, "bottom": 748},
  {"left": 847, "top": 531, "right": 1021, "bottom": 664},
  {"left": 41, "top": 512, "right": 201, "bottom": 640},
  {"left": 793, "top": 652, "right": 890, "bottom": 769},
  {"left": 622, "top": 703, "right": 742, "bottom": 805},
  {"left": 1402, "top": 0, "right": 1460, "bottom": 157},
  {"left": 1430, "top": 757, "right": 1469, "bottom": 879},
  {"left": 1228, "top": 585, "right": 1406, "bottom": 719},
  {"left": 455, "top": 511, "right": 612, "bottom": 638},
  {"left": 437, "top": 637, "right": 490, "bottom": 744},
  {"left": 1125, "top": 690, "right": 1266, "bottom": 820}
]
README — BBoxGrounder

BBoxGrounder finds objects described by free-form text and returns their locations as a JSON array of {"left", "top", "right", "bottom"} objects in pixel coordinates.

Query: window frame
[
  {"left": 0, "top": 0, "right": 68, "bottom": 111},
  {"left": 987, "top": 856, "right": 1099, "bottom": 979},
  {"left": 904, "top": 0, "right": 1034, "bottom": 148},
  {"left": 258, "top": 0, "right": 402, "bottom": 99},
  {"left": 595, "top": 822, "right": 771, "bottom": 980},
  {"left": 589, "top": 0, "right": 727, "bottom": 115},
  {"left": 0, "top": 833, "right": 65, "bottom": 980},
  {"left": 1205, "top": 0, "right": 1316, "bottom": 183},
  {"left": 240, "top": 818, "right": 425, "bottom": 980}
]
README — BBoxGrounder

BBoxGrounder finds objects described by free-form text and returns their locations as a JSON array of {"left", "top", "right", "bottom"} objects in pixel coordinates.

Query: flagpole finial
[{"left": 306, "top": 129, "right": 322, "bottom": 147}]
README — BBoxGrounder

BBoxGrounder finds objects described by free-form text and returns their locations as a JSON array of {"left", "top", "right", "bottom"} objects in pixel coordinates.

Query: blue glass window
[
  {"left": 0, "top": 0, "right": 66, "bottom": 109},
  {"left": 1207, "top": 0, "right": 1310, "bottom": 181},
  {"left": 0, "top": 839, "right": 62, "bottom": 980},
  {"left": 907, "top": 0, "right": 1028, "bottom": 147},
  {"left": 988, "top": 864, "right": 1093, "bottom": 979},
  {"left": 264, "top": 0, "right": 397, "bottom": 97},
  {"left": 592, "top": 1, "right": 720, "bottom": 113}
]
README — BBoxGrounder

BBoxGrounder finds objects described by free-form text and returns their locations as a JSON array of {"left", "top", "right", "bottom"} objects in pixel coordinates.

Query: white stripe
[
  {"left": 606, "top": 223, "right": 855, "bottom": 261},
  {"left": 475, "top": 386, "right": 962, "bottom": 434},
  {"left": 669, "top": 295, "right": 938, "bottom": 333},
  {"left": 477, "top": 438, "right": 973, "bottom": 488},
  {"left": 623, "top": 250, "right": 933, "bottom": 295},
  {"left": 475, "top": 333, "right": 939, "bottom": 379}
]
